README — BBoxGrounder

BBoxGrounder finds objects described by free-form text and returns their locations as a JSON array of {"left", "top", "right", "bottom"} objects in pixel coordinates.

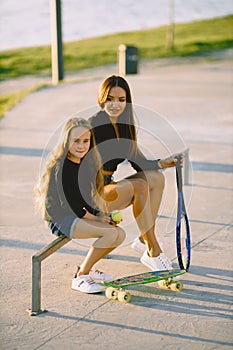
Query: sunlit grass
[
  {"left": 0, "top": 15, "right": 232, "bottom": 118},
  {"left": 0, "top": 15, "right": 232, "bottom": 81}
]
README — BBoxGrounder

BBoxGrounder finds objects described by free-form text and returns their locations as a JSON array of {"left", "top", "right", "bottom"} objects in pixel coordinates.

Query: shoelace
[
  {"left": 158, "top": 255, "right": 173, "bottom": 269},
  {"left": 78, "top": 277, "right": 96, "bottom": 288},
  {"left": 87, "top": 278, "right": 96, "bottom": 285}
]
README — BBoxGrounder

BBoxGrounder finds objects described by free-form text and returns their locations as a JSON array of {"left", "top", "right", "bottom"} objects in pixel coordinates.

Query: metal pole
[
  {"left": 51, "top": 0, "right": 63, "bottom": 85},
  {"left": 30, "top": 256, "right": 42, "bottom": 315},
  {"left": 166, "top": 0, "right": 175, "bottom": 50}
]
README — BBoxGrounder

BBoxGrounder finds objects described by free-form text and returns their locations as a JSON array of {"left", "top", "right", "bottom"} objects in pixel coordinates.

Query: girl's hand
[
  {"left": 97, "top": 213, "right": 112, "bottom": 224},
  {"left": 98, "top": 212, "right": 123, "bottom": 226},
  {"left": 97, "top": 213, "right": 118, "bottom": 226},
  {"left": 158, "top": 153, "right": 184, "bottom": 169},
  {"left": 85, "top": 211, "right": 112, "bottom": 224}
]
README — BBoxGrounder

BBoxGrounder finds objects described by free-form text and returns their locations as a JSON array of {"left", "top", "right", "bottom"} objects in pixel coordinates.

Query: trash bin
[{"left": 118, "top": 45, "right": 139, "bottom": 76}]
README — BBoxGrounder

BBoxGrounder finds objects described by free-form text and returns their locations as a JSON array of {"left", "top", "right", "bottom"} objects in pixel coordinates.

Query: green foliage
[{"left": 0, "top": 15, "right": 232, "bottom": 81}]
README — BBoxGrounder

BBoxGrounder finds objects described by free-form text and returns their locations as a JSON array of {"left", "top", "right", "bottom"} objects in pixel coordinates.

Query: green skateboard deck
[{"left": 104, "top": 269, "right": 186, "bottom": 303}]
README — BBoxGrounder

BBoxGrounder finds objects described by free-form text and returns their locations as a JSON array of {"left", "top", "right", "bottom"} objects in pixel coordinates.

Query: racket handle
[{"left": 176, "top": 158, "right": 183, "bottom": 191}]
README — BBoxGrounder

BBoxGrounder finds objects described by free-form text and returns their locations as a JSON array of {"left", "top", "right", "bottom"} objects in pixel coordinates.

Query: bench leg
[
  {"left": 27, "top": 256, "right": 47, "bottom": 316},
  {"left": 27, "top": 236, "right": 70, "bottom": 316}
]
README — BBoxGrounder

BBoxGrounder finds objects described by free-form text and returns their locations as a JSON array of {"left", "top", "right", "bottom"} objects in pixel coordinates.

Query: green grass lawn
[
  {"left": 0, "top": 15, "right": 232, "bottom": 118},
  {"left": 1, "top": 15, "right": 232, "bottom": 81}
]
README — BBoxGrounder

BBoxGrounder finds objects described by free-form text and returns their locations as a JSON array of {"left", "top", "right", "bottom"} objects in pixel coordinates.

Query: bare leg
[
  {"left": 128, "top": 170, "right": 165, "bottom": 248},
  {"left": 103, "top": 177, "right": 163, "bottom": 257},
  {"left": 78, "top": 247, "right": 116, "bottom": 276},
  {"left": 72, "top": 218, "right": 125, "bottom": 276},
  {"left": 129, "top": 178, "right": 162, "bottom": 257},
  {"left": 133, "top": 170, "right": 165, "bottom": 223}
]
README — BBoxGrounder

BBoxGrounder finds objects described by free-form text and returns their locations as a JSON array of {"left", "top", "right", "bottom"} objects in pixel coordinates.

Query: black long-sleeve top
[
  {"left": 45, "top": 157, "right": 100, "bottom": 223},
  {"left": 89, "top": 111, "right": 160, "bottom": 173}
]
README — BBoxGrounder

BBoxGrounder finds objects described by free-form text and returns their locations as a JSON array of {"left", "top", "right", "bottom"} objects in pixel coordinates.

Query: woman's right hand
[{"left": 158, "top": 153, "right": 184, "bottom": 169}]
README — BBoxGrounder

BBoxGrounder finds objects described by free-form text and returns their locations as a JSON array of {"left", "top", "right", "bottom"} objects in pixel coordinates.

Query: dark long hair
[{"left": 97, "top": 75, "right": 137, "bottom": 143}]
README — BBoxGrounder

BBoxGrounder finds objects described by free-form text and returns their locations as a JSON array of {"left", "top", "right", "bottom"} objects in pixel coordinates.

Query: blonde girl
[{"left": 35, "top": 117, "right": 125, "bottom": 294}]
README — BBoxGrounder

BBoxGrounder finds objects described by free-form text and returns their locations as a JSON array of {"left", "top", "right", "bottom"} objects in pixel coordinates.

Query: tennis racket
[{"left": 175, "top": 157, "right": 191, "bottom": 271}]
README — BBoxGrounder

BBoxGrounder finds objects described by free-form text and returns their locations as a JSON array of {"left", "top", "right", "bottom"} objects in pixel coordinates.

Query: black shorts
[{"left": 48, "top": 216, "right": 80, "bottom": 238}]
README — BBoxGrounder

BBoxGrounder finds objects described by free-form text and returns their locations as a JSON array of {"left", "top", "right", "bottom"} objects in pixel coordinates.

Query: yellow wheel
[
  {"left": 170, "top": 281, "right": 184, "bottom": 292},
  {"left": 105, "top": 287, "right": 118, "bottom": 300},
  {"left": 157, "top": 280, "right": 169, "bottom": 289},
  {"left": 117, "top": 290, "right": 131, "bottom": 303}
]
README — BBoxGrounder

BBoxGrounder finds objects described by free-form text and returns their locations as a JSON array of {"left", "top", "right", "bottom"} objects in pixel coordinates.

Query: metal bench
[{"left": 27, "top": 235, "right": 71, "bottom": 316}]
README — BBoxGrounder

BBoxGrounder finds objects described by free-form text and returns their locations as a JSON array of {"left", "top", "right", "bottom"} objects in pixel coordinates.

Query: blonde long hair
[{"left": 34, "top": 117, "right": 104, "bottom": 219}]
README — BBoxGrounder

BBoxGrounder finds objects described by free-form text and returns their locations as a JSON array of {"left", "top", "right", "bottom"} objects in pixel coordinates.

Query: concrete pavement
[{"left": 0, "top": 54, "right": 233, "bottom": 350}]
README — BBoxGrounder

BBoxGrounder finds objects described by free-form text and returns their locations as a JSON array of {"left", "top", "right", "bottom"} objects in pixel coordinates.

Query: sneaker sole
[
  {"left": 91, "top": 279, "right": 113, "bottom": 283},
  {"left": 72, "top": 286, "right": 105, "bottom": 294}
]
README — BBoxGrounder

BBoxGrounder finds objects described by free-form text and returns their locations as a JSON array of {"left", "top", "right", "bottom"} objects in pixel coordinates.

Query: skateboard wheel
[
  {"left": 157, "top": 280, "right": 169, "bottom": 289},
  {"left": 105, "top": 287, "right": 118, "bottom": 300},
  {"left": 170, "top": 281, "right": 183, "bottom": 292},
  {"left": 117, "top": 291, "right": 131, "bottom": 303}
]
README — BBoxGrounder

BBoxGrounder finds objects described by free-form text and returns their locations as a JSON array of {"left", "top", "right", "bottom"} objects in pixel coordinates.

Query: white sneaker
[
  {"left": 74, "top": 266, "right": 113, "bottom": 282},
  {"left": 72, "top": 275, "right": 105, "bottom": 294},
  {"left": 140, "top": 251, "right": 173, "bottom": 271},
  {"left": 131, "top": 237, "right": 146, "bottom": 253},
  {"left": 89, "top": 269, "right": 113, "bottom": 282}
]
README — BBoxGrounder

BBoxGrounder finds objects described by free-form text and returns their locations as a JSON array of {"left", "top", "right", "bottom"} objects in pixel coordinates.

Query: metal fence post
[{"left": 51, "top": 0, "right": 63, "bottom": 85}]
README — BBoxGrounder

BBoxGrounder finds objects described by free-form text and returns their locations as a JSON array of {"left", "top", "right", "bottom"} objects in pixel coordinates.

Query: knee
[
  {"left": 108, "top": 227, "right": 119, "bottom": 245},
  {"left": 156, "top": 171, "right": 165, "bottom": 188},
  {"left": 133, "top": 178, "right": 149, "bottom": 196},
  {"left": 149, "top": 170, "right": 165, "bottom": 191},
  {"left": 116, "top": 227, "right": 126, "bottom": 245},
  {"left": 108, "top": 226, "right": 125, "bottom": 247}
]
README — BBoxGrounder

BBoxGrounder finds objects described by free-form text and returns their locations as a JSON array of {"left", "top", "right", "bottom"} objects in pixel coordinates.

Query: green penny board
[{"left": 104, "top": 269, "right": 185, "bottom": 289}]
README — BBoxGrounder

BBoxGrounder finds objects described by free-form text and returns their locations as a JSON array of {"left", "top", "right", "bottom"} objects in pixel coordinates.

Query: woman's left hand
[{"left": 158, "top": 153, "right": 184, "bottom": 169}]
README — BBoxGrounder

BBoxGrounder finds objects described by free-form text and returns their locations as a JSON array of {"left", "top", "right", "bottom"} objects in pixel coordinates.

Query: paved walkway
[{"left": 0, "top": 54, "right": 233, "bottom": 350}]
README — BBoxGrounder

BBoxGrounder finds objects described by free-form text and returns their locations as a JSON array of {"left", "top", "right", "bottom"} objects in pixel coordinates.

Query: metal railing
[{"left": 27, "top": 235, "right": 71, "bottom": 316}]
